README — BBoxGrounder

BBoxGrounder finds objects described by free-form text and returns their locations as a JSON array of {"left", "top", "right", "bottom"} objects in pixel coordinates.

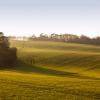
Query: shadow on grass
[{"left": 5, "top": 60, "right": 98, "bottom": 80}]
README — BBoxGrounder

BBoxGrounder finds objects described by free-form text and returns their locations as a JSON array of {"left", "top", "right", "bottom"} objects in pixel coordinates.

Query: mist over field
[
  {"left": 0, "top": 32, "right": 100, "bottom": 99},
  {"left": 0, "top": 0, "right": 100, "bottom": 99}
]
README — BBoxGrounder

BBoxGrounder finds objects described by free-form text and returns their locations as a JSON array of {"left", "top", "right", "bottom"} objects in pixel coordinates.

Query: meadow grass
[
  {"left": 0, "top": 40, "right": 100, "bottom": 100},
  {"left": 11, "top": 40, "right": 100, "bottom": 77},
  {"left": 0, "top": 70, "right": 100, "bottom": 100}
]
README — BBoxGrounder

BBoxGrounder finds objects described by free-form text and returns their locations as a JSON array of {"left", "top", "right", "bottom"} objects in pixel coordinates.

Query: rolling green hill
[
  {"left": 0, "top": 40, "right": 100, "bottom": 100},
  {"left": 11, "top": 40, "right": 100, "bottom": 78}
]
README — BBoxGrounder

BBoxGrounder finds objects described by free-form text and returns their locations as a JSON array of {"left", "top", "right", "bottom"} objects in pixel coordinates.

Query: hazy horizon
[{"left": 0, "top": 0, "right": 100, "bottom": 37}]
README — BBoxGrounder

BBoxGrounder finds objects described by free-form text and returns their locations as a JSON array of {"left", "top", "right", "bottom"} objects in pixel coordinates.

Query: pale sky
[{"left": 0, "top": 0, "right": 100, "bottom": 37}]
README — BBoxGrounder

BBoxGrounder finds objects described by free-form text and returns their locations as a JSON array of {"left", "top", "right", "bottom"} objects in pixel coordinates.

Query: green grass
[
  {"left": 0, "top": 40, "right": 100, "bottom": 100},
  {"left": 11, "top": 40, "right": 100, "bottom": 78},
  {"left": 0, "top": 70, "right": 100, "bottom": 100}
]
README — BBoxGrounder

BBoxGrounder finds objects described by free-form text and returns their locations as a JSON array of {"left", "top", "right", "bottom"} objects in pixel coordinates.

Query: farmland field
[{"left": 0, "top": 40, "right": 100, "bottom": 100}]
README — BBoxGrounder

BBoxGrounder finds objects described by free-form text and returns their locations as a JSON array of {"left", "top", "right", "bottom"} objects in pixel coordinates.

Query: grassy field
[{"left": 0, "top": 40, "right": 100, "bottom": 100}]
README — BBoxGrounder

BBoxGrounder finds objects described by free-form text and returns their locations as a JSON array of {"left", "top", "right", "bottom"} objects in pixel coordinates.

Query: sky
[{"left": 0, "top": 0, "right": 100, "bottom": 37}]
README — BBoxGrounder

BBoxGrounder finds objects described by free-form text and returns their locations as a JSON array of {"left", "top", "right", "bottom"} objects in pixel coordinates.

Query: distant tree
[
  {"left": 39, "top": 33, "right": 48, "bottom": 39},
  {"left": 80, "top": 35, "right": 90, "bottom": 40},
  {"left": 32, "top": 34, "right": 36, "bottom": 38}
]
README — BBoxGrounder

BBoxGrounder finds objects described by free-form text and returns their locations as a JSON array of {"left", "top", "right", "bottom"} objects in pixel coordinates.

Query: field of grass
[{"left": 0, "top": 40, "right": 100, "bottom": 100}]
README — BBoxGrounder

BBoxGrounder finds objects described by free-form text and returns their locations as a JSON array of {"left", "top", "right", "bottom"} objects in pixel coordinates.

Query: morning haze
[{"left": 0, "top": 0, "right": 100, "bottom": 100}]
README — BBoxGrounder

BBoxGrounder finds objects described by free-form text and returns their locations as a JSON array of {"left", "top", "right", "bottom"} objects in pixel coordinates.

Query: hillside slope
[
  {"left": 0, "top": 40, "right": 99, "bottom": 100},
  {"left": 11, "top": 40, "right": 100, "bottom": 78}
]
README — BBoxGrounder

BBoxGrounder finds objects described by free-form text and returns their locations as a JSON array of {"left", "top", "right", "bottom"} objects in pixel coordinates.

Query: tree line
[{"left": 29, "top": 33, "right": 100, "bottom": 45}]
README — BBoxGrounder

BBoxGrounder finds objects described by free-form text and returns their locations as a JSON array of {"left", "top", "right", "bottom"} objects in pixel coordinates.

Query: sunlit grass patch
[
  {"left": 0, "top": 70, "right": 100, "bottom": 100},
  {"left": 0, "top": 40, "right": 99, "bottom": 99}
]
